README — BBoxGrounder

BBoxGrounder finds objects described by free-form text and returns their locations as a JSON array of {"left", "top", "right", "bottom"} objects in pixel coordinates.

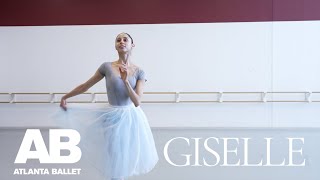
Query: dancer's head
[{"left": 115, "top": 32, "right": 135, "bottom": 53}]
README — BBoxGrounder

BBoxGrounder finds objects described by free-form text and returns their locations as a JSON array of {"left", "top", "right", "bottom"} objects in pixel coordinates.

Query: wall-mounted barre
[{"left": 0, "top": 92, "right": 319, "bottom": 103}]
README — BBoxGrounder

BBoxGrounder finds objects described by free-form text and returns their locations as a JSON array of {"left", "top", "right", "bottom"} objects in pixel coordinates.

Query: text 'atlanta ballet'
[{"left": 13, "top": 168, "right": 81, "bottom": 175}]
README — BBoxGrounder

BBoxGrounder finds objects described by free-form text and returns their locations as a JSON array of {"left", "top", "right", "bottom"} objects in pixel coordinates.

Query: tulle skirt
[{"left": 52, "top": 103, "right": 158, "bottom": 179}]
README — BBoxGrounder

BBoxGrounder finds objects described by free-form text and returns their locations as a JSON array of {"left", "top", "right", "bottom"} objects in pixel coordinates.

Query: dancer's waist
[{"left": 108, "top": 103, "right": 135, "bottom": 109}]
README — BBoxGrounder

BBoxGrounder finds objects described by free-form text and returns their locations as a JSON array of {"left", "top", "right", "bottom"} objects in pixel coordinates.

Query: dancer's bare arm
[{"left": 60, "top": 70, "right": 104, "bottom": 110}]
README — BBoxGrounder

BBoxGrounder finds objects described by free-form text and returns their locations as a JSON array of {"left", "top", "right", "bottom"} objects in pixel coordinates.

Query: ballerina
[{"left": 59, "top": 32, "right": 158, "bottom": 180}]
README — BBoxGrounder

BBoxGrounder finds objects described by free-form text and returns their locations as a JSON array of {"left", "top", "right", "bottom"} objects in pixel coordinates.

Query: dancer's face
[{"left": 115, "top": 33, "right": 134, "bottom": 53}]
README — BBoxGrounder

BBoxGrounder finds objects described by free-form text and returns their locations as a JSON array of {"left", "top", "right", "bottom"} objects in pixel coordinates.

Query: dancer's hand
[
  {"left": 119, "top": 62, "right": 128, "bottom": 82},
  {"left": 60, "top": 97, "right": 67, "bottom": 111}
]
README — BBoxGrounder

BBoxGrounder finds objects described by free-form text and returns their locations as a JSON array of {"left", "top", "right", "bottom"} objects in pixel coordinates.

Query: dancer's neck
[{"left": 118, "top": 53, "right": 131, "bottom": 65}]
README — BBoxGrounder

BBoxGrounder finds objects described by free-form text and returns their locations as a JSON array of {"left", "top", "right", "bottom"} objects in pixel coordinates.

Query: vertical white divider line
[
  {"left": 305, "top": 91, "right": 312, "bottom": 103},
  {"left": 175, "top": 92, "right": 180, "bottom": 103},
  {"left": 9, "top": 93, "right": 15, "bottom": 103},
  {"left": 218, "top": 92, "right": 223, "bottom": 103},
  {"left": 262, "top": 92, "right": 267, "bottom": 103},
  {"left": 91, "top": 93, "right": 96, "bottom": 103},
  {"left": 50, "top": 93, "right": 55, "bottom": 103}
]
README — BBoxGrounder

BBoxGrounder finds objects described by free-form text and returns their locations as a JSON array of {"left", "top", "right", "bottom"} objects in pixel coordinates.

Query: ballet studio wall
[{"left": 1, "top": 0, "right": 320, "bottom": 180}]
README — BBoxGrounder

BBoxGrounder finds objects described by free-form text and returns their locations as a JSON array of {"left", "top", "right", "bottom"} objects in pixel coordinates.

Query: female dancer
[{"left": 59, "top": 32, "right": 158, "bottom": 180}]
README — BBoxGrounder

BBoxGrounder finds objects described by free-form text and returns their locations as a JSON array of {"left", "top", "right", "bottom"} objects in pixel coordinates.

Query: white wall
[{"left": 1, "top": 21, "right": 320, "bottom": 127}]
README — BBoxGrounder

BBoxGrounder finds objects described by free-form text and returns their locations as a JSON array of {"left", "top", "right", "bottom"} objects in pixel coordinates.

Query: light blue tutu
[{"left": 52, "top": 103, "right": 158, "bottom": 179}]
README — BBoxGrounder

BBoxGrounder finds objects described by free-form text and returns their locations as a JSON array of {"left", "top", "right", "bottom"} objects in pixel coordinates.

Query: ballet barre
[{"left": 0, "top": 92, "right": 320, "bottom": 103}]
